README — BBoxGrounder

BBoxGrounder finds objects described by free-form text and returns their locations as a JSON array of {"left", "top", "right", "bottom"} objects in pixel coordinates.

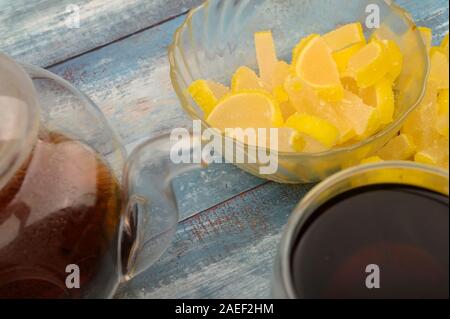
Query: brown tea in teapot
[{"left": 0, "top": 131, "right": 122, "bottom": 298}]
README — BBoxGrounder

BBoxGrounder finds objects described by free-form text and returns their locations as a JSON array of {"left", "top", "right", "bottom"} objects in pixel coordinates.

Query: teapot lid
[{"left": 0, "top": 54, "right": 40, "bottom": 190}]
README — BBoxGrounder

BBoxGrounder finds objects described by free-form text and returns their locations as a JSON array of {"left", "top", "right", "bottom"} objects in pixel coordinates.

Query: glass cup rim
[
  {"left": 168, "top": 0, "right": 430, "bottom": 159},
  {"left": 277, "top": 161, "right": 449, "bottom": 298}
]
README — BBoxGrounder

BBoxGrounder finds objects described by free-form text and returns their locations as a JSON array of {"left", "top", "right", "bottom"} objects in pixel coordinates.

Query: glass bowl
[{"left": 169, "top": 0, "right": 429, "bottom": 183}]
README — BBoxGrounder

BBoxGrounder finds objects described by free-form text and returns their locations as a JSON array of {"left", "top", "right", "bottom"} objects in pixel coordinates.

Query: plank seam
[
  {"left": 178, "top": 181, "right": 272, "bottom": 223},
  {"left": 44, "top": 10, "right": 190, "bottom": 70}
]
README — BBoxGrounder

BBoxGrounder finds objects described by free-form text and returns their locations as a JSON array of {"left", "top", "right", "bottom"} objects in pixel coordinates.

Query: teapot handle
[{"left": 120, "top": 132, "right": 202, "bottom": 280}]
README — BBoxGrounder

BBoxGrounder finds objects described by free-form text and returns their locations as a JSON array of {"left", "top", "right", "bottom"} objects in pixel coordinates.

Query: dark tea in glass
[{"left": 290, "top": 184, "right": 449, "bottom": 299}]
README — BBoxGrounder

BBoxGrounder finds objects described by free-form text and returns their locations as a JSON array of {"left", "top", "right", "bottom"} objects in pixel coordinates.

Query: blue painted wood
[
  {"left": 173, "top": 164, "right": 265, "bottom": 222},
  {"left": 48, "top": 15, "right": 194, "bottom": 147},
  {"left": 1, "top": 0, "right": 448, "bottom": 299},
  {"left": 0, "top": 0, "right": 203, "bottom": 68}
]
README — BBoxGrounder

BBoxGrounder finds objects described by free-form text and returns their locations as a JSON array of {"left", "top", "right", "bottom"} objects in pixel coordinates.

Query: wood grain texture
[
  {"left": 0, "top": 0, "right": 203, "bottom": 67},
  {"left": 397, "top": 0, "right": 449, "bottom": 43},
  {"left": 1, "top": 0, "right": 448, "bottom": 299},
  {"left": 173, "top": 164, "right": 265, "bottom": 222},
  {"left": 48, "top": 15, "right": 193, "bottom": 147}
]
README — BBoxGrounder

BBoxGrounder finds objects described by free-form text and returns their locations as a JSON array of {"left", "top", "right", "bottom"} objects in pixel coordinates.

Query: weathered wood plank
[
  {"left": 48, "top": 15, "right": 191, "bottom": 147},
  {"left": 0, "top": 0, "right": 203, "bottom": 67},
  {"left": 173, "top": 164, "right": 265, "bottom": 222}
]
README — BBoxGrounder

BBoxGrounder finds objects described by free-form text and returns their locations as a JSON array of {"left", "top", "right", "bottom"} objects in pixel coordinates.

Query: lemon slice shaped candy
[
  {"left": 346, "top": 40, "right": 389, "bottom": 88},
  {"left": 206, "top": 90, "right": 284, "bottom": 132},
  {"left": 333, "top": 42, "right": 365, "bottom": 74},
  {"left": 188, "top": 80, "right": 229, "bottom": 116},
  {"left": 323, "top": 22, "right": 366, "bottom": 52},
  {"left": 292, "top": 34, "right": 320, "bottom": 68},
  {"left": 231, "top": 66, "right": 265, "bottom": 92},
  {"left": 293, "top": 36, "right": 344, "bottom": 102},
  {"left": 285, "top": 113, "right": 340, "bottom": 149}
]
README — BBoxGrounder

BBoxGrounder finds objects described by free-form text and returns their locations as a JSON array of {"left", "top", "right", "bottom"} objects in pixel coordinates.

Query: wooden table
[{"left": 1, "top": 0, "right": 448, "bottom": 299}]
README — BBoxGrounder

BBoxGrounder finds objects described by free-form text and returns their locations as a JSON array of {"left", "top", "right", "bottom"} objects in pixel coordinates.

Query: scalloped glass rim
[{"left": 168, "top": 0, "right": 429, "bottom": 159}]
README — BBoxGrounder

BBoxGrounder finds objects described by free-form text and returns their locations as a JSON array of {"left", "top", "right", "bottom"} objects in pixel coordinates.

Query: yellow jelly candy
[
  {"left": 402, "top": 91, "right": 440, "bottom": 150},
  {"left": 382, "top": 39, "right": 404, "bottom": 82},
  {"left": 415, "top": 151, "right": 437, "bottom": 165},
  {"left": 271, "top": 61, "right": 291, "bottom": 90},
  {"left": 345, "top": 40, "right": 389, "bottom": 88},
  {"left": 255, "top": 31, "right": 278, "bottom": 87},
  {"left": 333, "top": 91, "right": 381, "bottom": 140},
  {"left": 360, "top": 78, "right": 395, "bottom": 125},
  {"left": 429, "top": 47, "right": 449, "bottom": 89},
  {"left": 283, "top": 75, "right": 314, "bottom": 113},
  {"left": 437, "top": 89, "right": 449, "bottom": 138},
  {"left": 341, "top": 76, "right": 360, "bottom": 95},
  {"left": 292, "top": 36, "right": 344, "bottom": 102},
  {"left": 273, "top": 84, "right": 296, "bottom": 121},
  {"left": 414, "top": 138, "right": 449, "bottom": 169},
  {"left": 285, "top": 113, "right": 340, "bottom": 148},
  {"left": 377, "top": 134, "right": 416, "bottom": 160},
  {"left": 276, "top": 128, "right": 330, "bottom": 154},
  {"left": 300, "top": 133, "right": 329, "bottom": 153},
  {"left": 231, "top": 66, "right": 265, "bottom": 92},
  {"left": 292, "top": 34, "right": 320, "bottom": 67},
  {"left": 275, "top": 128, "right": 306, "bottom": 153},
  {"left": 284, "top": 76, "right": 354, "bottom": 143},
  {"left": 207, "top": 90, "right": 284, "bottom": 132},
  {"left": 333, "top": 42, "right": 365, "bottom": 74},
  {"left": 323, "top": 22, "right": 366, "bottom": 52},
  {"left": 188, "top": 80, "right": 230, "bottom": 116}
]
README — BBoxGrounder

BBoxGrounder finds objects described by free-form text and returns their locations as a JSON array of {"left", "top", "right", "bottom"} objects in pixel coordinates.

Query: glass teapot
[{"left": 0, "top": 53, "right": 199, "bottom": 298}]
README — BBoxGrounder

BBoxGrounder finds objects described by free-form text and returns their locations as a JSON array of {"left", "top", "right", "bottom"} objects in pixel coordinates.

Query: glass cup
[{"left": 272, "top": 161, "right": 449, "bottom": 298}]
